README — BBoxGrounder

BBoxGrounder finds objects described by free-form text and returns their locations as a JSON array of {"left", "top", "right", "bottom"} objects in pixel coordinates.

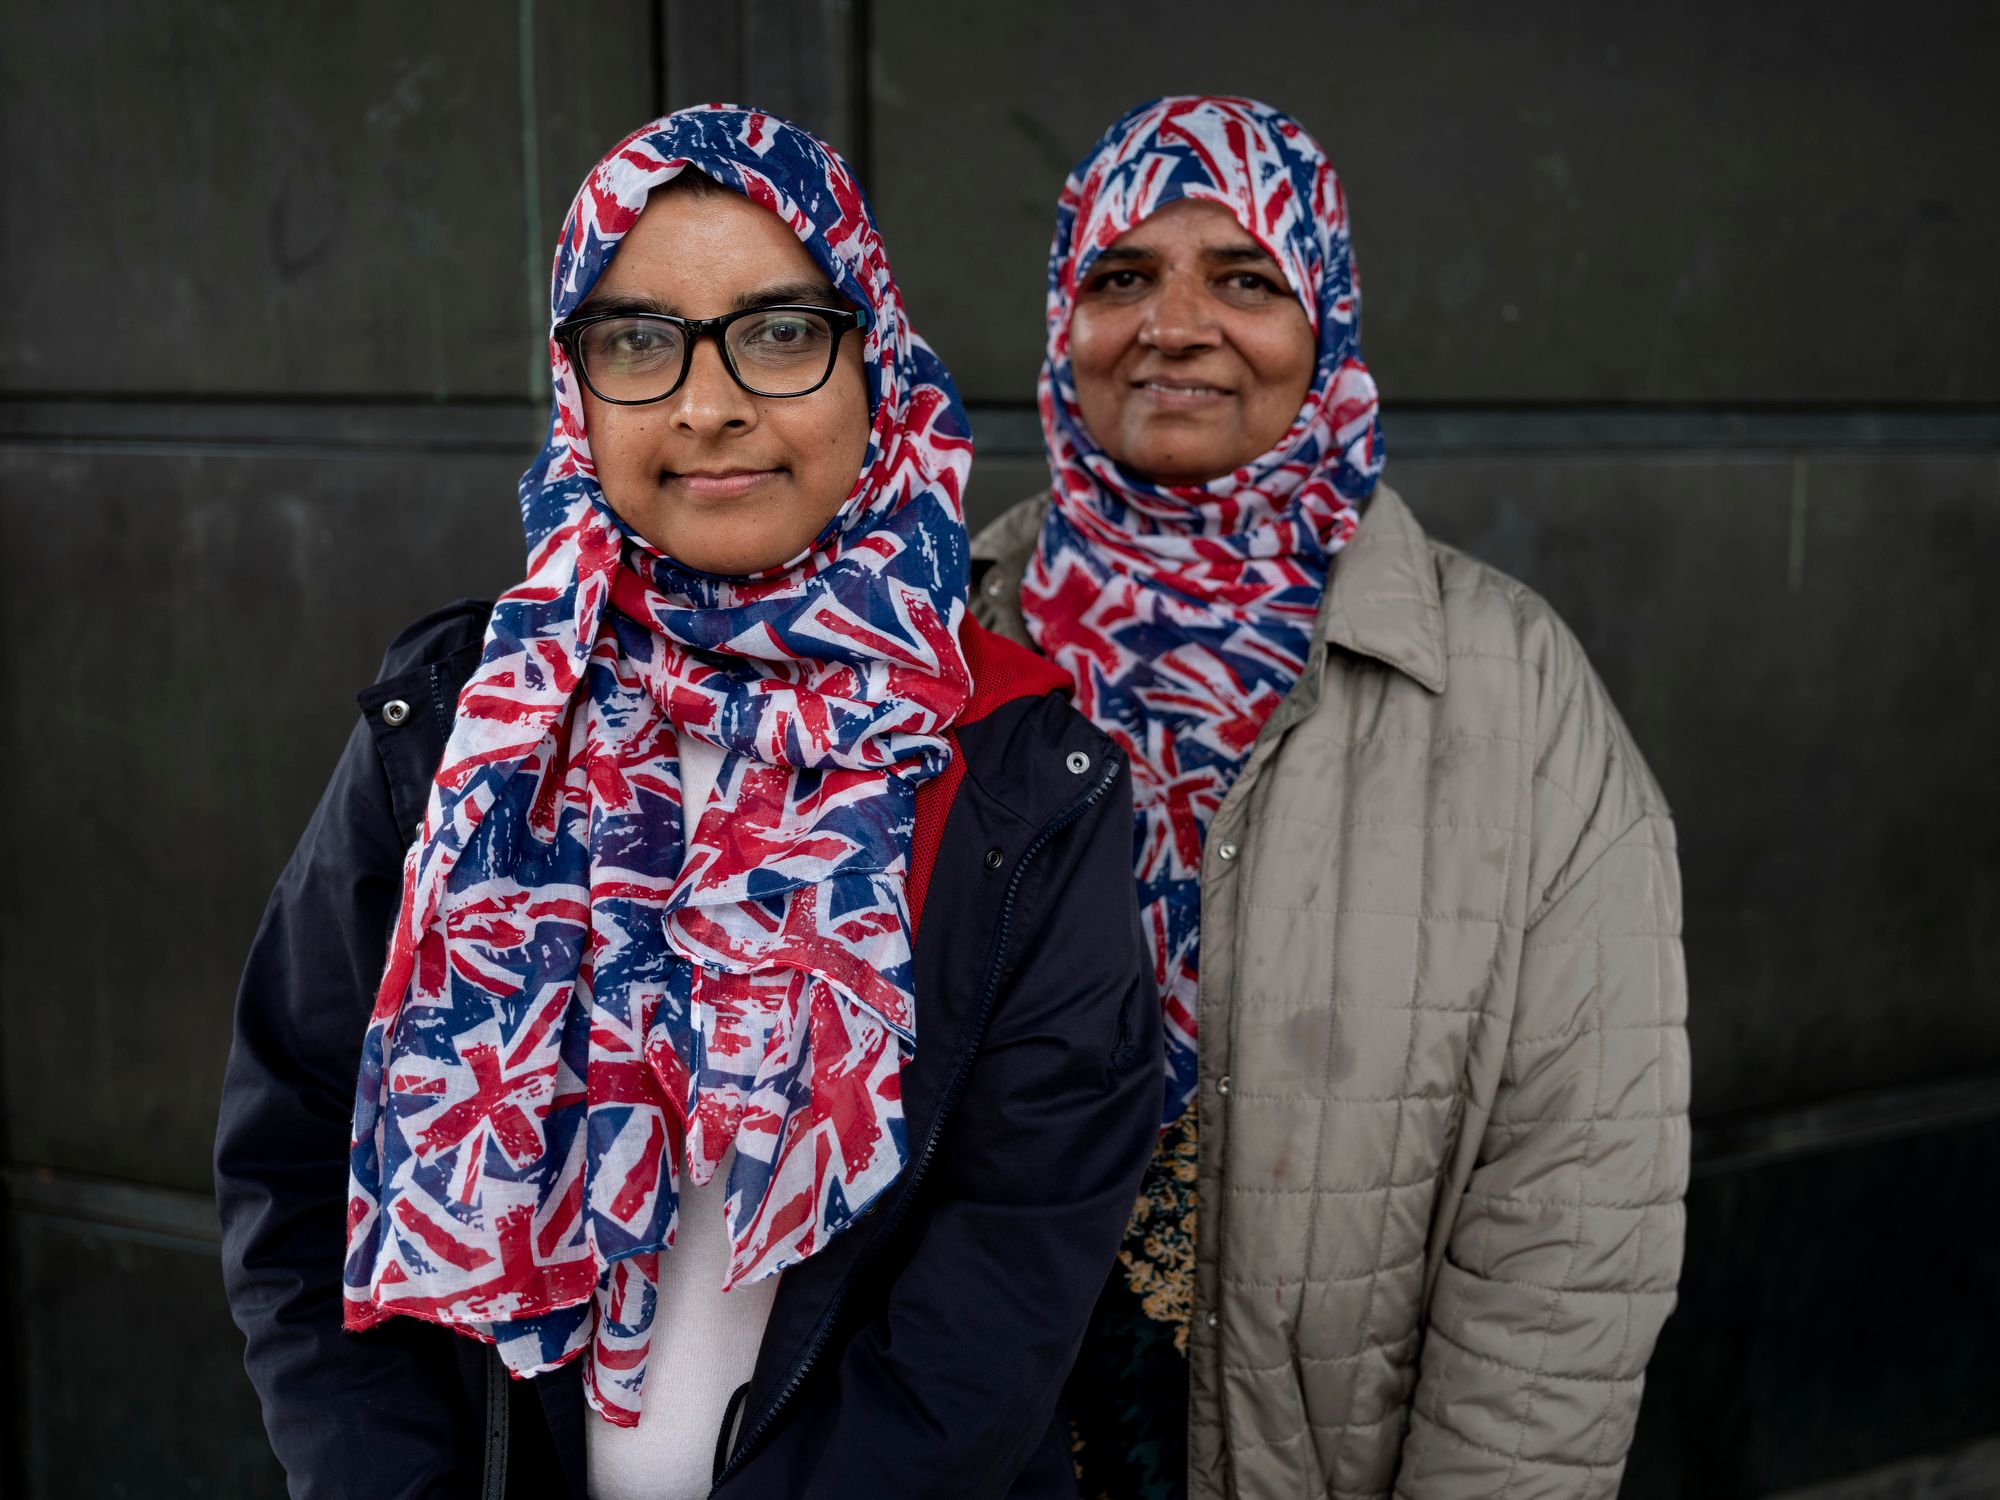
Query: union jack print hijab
[
  {"left": 343, "top": 106, "right": 973, "bottom": 1424},
  {"left": 1019, "top": 96, "right": 1384, "bottom": 1126}
]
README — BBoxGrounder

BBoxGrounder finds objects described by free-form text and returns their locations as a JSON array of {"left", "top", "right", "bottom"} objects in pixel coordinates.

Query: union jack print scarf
[
  {"left": 343, "top": 106, "right": 973, "bottom": 1424},
  {"left": 1020, "top": 96, "right": 1384, "bottom": 1127}
]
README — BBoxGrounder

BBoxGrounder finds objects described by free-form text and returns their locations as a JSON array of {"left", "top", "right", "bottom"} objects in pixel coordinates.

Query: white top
[{"left": 585, "top": 733, "right": 780, "bottom": 1500}]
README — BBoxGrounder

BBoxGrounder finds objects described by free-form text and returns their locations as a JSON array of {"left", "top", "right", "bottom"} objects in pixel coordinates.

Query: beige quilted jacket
[{"left": 972, "top": 485, "right": 1689, "bottom": 1500}]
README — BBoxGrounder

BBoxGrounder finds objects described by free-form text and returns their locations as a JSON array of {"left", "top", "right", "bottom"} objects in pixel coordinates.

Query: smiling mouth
[
  {"left": 667, "top": 468, "right": 783, "bottom": 498},
  {"left": 1133, "top": 380, "right": 1233, "bottom": 401}
]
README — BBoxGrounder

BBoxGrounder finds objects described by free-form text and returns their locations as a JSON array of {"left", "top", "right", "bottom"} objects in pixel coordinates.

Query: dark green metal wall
[{"left": 2, "top": 3, "right": 1995, "bottom": 1495}]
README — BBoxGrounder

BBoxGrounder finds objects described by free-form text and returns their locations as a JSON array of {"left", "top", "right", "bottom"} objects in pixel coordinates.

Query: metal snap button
[
  {"left": 1065, "top": 750, "right": 1090, "bottom": 774},
  {"left": 984, "top": 848, "right": 1004, "bottom": 870},
  {"left": 1216, "top": 841, "right": 1239, "bottom": 862},
  {"left": 1205, "top": 1311, "right": 1220, "bottom": 1329},
  {"left": 381, "top": 699, "right": 411, "bottom": 727},
  {"left": 1217, "top": 1075, "right": 1231, "bottom": 1097},
  {"left": 984, "top": 573, "right": 1007, "bottom": 599}
]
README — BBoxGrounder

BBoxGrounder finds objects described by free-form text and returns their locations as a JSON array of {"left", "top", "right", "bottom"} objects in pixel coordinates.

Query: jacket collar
[
  {"left": 970, "top": 480, "right": 1447, "bottom": 695},
  {"left": 1313, "top": 484, "right": 1448, "bottom": 694}
]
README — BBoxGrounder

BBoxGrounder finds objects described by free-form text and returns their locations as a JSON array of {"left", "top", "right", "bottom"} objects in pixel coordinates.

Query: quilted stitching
[{"left": 973, "top": 488, "right": 1688, "bottom": 1500}]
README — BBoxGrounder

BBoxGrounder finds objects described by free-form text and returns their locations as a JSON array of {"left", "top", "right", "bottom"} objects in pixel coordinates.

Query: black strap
[{"left": 482, "top": 1348, "right": 511, "bottom": 1500}]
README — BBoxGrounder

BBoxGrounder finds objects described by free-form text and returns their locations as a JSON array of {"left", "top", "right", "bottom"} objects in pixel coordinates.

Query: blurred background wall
[{"left": 2, "top": 2, "right": 1996, "bottom": 1495}]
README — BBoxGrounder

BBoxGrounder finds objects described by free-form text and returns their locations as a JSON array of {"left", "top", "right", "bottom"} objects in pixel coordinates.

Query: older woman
[
  {"left": 971, "top": 96, "right": 1690, "bottom": 1500},
  {"left": 216, "top": 106, "right": 1159, "bottom": 1499}
]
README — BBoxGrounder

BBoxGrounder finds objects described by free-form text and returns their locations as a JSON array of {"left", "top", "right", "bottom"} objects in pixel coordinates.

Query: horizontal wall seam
[
  {"left": 3, "top": 1165, "right": 219, "bottom": 1249},
  {"left": 0, "top": 399, "right": 542, "bottom": 456},
  {"left": 4, "top": 399, "right": 2000, "bottom": 457},
  {"left": 966, "top": 405, "right": 2000, "bottom": 457},
  {"left": 1690, "top": 1068, "right": 2000, "bottom": 1178},
  {"left": 6, "top": 1070, "right": 1997, "bottom": 1247}
]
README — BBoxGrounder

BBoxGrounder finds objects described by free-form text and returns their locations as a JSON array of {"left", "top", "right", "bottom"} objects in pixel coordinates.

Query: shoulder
[
  {"left": 352, "top": 599, "right": 495, "bottom": 836},
  {"left": 1433, "top": 539, "right": 1665, "bottom": 798},
  {"left": 372, "top": 597, "right": 495, "bottom": 685},
  {"left": 949, "top": 621, "right": 1124, "bottom": 848},
  {"left": 969, "top": 491, "right": 1050, "bottom": 571},
  {"left": 358, "top": 597, "right": 494, "bottom": 721},
  {"left": 1429, "top": 539, "right": 1590, "bottom": 703},
  {"left": 1410, "top": 520, "right": 1671, "bottom": 915}
]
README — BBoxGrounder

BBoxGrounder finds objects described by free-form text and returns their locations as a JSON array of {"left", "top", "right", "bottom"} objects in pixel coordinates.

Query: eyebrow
[
  {"left": 1089, "top": 241, "right": 1281, "bottom": 268},
  {"left": 733, "top": 278, "right": 845, "bottom": 311},
  {"left": 1202, "top": 243, "right": 1281, "bottom": 266},
  {"left": 571, "top": 278, "right": 847, "bottom": 320}
]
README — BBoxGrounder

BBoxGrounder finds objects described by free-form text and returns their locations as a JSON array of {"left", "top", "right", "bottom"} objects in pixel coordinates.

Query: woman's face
[
  {"left": 1068, "top": 197, "right": 1315, "bottom": 486},
  {"left": 574, "top": 186, "right": 870, "bottom": 575}
]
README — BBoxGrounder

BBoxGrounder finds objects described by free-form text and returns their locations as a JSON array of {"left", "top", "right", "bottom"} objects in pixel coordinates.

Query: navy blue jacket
[{"left": 215, "top": 600, "right": 1160, "bottom": 1499}]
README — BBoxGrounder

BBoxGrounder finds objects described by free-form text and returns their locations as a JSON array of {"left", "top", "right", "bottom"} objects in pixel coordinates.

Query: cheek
[
  {"left": 1067, "top": 306, "right": 1108, "bottom": 373},
  {"left": 1068, "top": 304, "right": 1137, "bottom": 381},
  {"left": 1066, "top": 307, "right": 1135, "bottom": 421},
  {"left": 791, "top": 362, "right": 870, "bottom": 498},
  {"left": 580, "top": 398, "right": 644, "bottom": 483},
  {"left": 1243, "top": 318, "right": 1316, "bottom": 419}
]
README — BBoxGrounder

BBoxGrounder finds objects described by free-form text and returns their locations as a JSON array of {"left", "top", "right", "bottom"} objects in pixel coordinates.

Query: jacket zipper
[{"left": 712, "top": 757, "right": 1123, "bottom": 1489}]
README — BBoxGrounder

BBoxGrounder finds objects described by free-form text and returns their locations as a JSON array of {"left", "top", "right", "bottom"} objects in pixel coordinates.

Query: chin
[
  {"left": 1112, "top": 423, "right": 1243, "bottom": 487},
  {"left": 674, "top": 547, "right": 793, "bottom": 576},
  {"left": 1123, "top": 448, "right": 1238, "bottom": 487},
  {"left": 625, "top": 501, "right": 822, "bottom": 577},
  {"left": 675, "top": 523, "right": 827, "bottom": 577}
]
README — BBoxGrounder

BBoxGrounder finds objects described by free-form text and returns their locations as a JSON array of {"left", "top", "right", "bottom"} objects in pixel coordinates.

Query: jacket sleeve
[
  {"left": 1395, "top": 635, "right": 1691, "bottom": 1500},
  {"left": 796, "top": 759, "right": 1163, "bottom": 1500},
  {"left": 214, "top": 713, "right": 482, "bottom": 1500}
]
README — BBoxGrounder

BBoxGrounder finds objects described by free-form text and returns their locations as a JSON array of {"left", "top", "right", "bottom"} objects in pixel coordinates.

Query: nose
[
  {"left": 664, "top": 335, "right": 758, "bottom": 438},
  {"left": 1137, "top": 270, "right": 1220, "bottom": 357}
]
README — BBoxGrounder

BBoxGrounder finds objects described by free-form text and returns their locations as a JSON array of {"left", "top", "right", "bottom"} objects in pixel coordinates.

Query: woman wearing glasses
[
  {"left": 971, "top": 96, "right": 1688, "bottom": 1499},
  {"left": 216, "top": 106, "right": 1159, "bottom": 1499}
]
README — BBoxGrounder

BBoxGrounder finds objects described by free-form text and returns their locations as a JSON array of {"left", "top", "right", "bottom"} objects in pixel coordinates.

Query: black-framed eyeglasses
[{"left": 554, "top": 304, "right": 871, "bottom": 404}]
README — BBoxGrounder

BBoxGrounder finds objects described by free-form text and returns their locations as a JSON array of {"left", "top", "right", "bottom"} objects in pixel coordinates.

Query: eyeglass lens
[{"left": 575, "top": 310, "right": 841, "bottom": 401}]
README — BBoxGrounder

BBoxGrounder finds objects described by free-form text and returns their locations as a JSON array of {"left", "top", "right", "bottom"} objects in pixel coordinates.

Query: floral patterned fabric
[{"left": 1067, "top": 1111, "right": 1198, "bottom": 1500}]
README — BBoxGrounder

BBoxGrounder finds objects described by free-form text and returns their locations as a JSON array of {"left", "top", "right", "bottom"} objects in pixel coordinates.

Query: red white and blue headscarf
[
  {"left": 1020, "top": 96, "right": 1384, "bottom": 1126},
  {"left": 343, "top": 106, "right": 973, "bottom": 1424}
]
